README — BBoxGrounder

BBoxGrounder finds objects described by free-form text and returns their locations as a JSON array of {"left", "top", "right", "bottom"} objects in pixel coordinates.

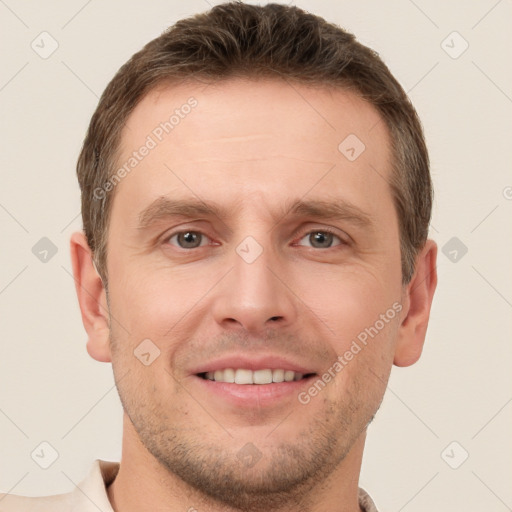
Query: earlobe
[
  {"left": 394, "top": 239, "right": 438, "bottom": 367},
  {"left": 70, "top": 232, "right": 112, "bottom": 363}
]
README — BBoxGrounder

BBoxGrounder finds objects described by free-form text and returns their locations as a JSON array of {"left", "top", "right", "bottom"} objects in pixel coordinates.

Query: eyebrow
[
  {"left": 286, "top": 199, "right": 374, "bottom": 229},
  {"left": 137, "top": 196, "right": 374, "bottom": 231},
  {"left": 138, "top": 196, "right": 227, "bottom": 230}
]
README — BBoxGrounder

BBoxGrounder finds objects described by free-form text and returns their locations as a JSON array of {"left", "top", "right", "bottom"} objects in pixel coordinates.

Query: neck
[{"left": 107, "top": 414, "right": 366, "bottom": 512}]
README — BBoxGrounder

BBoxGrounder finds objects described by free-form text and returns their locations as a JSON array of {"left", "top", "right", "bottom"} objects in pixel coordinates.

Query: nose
[{"left": 211, "top": 241, "right": 297, "bottom": 335}]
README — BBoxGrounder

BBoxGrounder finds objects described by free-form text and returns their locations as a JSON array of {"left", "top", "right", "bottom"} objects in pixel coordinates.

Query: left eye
[
  {"left": 296, "top": 230, "right": 343, "bottom": 249},
  {"left": 167, "top": 231, "right": 210, "bottom": 249}
]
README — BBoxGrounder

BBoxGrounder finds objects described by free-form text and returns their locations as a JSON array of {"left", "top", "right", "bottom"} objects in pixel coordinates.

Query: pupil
[
  {"left": 311, "top": 232, "right": 332, "bottom": 248},
  {"left": 180, "top": 232, "right": 200, "bottom": 248}
]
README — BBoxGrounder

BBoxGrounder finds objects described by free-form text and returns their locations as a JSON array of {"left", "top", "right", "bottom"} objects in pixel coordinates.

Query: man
[{"left": 0, "top": 2, "right": 437, "bottom": 511}]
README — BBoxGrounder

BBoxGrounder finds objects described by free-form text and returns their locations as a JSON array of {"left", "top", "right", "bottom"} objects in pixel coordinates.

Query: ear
[
  {"left": 70, "top": 232, "right": 111, "bottom": 363},
  {"left": 394, "top": 239, "right": 438, "bottom": 367}
]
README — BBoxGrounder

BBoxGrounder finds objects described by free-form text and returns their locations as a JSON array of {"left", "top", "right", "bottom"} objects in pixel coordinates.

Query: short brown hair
[{"left": 77, "top": 1, "right": 432, "bottom": 285}]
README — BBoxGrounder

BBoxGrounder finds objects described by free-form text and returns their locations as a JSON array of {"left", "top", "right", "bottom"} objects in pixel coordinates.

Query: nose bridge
[{"left": 212, "top": 232, "right": 296, "bottom": 333}]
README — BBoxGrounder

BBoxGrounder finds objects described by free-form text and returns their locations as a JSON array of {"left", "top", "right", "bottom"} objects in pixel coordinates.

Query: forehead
[
  {"left": 120, "top": 78, "right": 390, "bottom": 161},
  {"left": 112, "top": 78, "right": 394, "bottom": 223}
]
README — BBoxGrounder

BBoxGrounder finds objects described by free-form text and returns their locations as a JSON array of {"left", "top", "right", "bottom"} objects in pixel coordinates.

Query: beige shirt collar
[{"left": 71, "top": 459, "right": 118, "bottom": 511}]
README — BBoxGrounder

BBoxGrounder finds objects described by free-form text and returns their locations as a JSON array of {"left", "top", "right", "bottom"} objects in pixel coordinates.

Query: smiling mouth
[{"left": 198, "top": 368, "right": 317, "bottom": 384}]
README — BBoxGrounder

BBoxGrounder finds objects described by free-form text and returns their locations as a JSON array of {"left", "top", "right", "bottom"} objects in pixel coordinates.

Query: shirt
[{"left": 0, "top": 460, "right": 379, "bottom": 511}]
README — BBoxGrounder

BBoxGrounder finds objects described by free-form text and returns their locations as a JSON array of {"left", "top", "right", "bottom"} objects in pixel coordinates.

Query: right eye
[{"left": 166, "top": 231, "right": 211, "bottom": 249}]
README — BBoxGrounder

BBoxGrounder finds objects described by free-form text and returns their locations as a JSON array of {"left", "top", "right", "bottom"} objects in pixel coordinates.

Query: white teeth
[
  {"left": 272, "top": 369, "right": 284, "bottom": 383},
  {"left": 253, "top": 369, "right": 272, "bottom": 384},
  {"left": 203, "top": 368, "right": 308, "bottom": 384},
  {"left": 284, "top": 370, "right": 295, "bottom": 382},
  {"left": 235, "top": 369, "right": 253, "bottom": 385},
  {"left": 223, "top": 368, "right": 235, "bottom": 383}
]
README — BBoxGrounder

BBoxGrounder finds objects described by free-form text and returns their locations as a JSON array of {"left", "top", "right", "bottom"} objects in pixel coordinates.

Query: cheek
[
  {"left": 293, "top": 265, "right": 401, "bottom": 399},
  {"left": 294, "top": 266, "right": 398, "bottom": 344},
  {"left": 107, "top": 257, "right": 192, "bottom": 334}
]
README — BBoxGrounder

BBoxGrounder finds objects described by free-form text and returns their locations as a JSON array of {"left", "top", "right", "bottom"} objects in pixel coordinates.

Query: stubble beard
[{"left": 110, "top": 332, "right": 382, "bottom": 512}]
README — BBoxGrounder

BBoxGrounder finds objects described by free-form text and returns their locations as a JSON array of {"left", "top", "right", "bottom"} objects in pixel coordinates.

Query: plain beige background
[{"left": 0, "top": 1, "right": 511, "bottom": 510}]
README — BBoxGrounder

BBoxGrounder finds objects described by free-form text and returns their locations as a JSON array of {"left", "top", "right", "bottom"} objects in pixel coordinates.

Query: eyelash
[{"left": 164, "top": 227, "right": 348, "bottom": 250}]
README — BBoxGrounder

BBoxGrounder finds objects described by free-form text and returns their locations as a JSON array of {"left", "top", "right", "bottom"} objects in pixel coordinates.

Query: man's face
[{"left": 105, "top": 79, "right": 404, "bottom": 507}]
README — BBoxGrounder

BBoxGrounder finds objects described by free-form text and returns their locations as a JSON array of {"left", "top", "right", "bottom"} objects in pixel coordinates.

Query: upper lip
[{"left": 190, "top": 354, "right": 318, "bottom": 375}]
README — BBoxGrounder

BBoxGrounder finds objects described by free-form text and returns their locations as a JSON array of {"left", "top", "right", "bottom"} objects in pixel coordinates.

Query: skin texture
[{"left": 71, "top": 78, "right": 437, "bottom": 512}]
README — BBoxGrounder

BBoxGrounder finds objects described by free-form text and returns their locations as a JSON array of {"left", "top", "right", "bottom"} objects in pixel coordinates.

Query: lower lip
[{"left": 193, "top": 375, "right": 316, "bottom": 408}]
